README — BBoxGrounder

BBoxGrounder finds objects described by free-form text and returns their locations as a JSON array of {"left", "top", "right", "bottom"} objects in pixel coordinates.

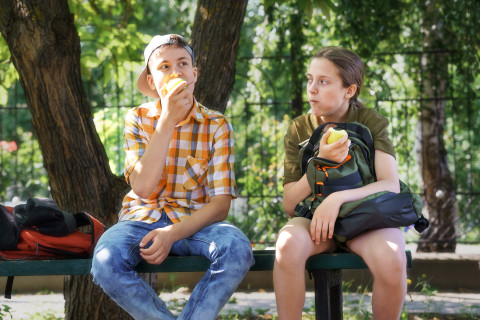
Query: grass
[{"left": 0, "top": 305, "right": 12, "bottom": 320}]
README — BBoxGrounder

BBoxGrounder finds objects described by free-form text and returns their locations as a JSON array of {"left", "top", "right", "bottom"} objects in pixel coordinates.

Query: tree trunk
[
  {"left": 191, "top": 0, "right": 248, "bottom": 113},
  {"left": 289, "top": 9, "right": 305, "bottom": 119},
  {"left": 1, "top": 0, "right": 247, "bottom": 317},
  {"left": 417, "top": 0, "right": 457, "bottom": 252},
  {"left": 0, "top": 0, "right": 134, "bottom": 319}
]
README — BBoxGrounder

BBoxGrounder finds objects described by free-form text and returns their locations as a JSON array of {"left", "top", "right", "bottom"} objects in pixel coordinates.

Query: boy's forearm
[
  {"left": 129, "top": 120, "right": 176, "bottom": 198},
  {"left": 168, "top": 195, "right": 232, "bottom": 242}
]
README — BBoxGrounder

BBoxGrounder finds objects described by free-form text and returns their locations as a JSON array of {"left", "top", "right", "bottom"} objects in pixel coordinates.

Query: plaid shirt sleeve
[
  {"left": 208, "top": 117, "right": 237, "bottom": 198},
  {"left": 123, "top": 107, "right": 149, "bottom": 184}
]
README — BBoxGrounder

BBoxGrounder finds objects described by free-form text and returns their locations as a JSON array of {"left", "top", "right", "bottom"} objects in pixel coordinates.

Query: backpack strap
[
  {"left": 0, "top": 205, "right": 21, "bottom": 251},
  {"left": 300, "top": 122, "right": 376, "bottom": 174},
  {"left": 294, "top": 204, "right": 313, "bottom": 219},
  {"left": 74, "top": 212, "right": 105, "bottom": 255},
  {"left": 14, "top": 198, "right": 77, "bottom": 237},
  {"left": 335, "top": 122, "right": 376, "bottom": 172},
  {"left": 300, "top": 122, "right": 331, "bottom": 174}
]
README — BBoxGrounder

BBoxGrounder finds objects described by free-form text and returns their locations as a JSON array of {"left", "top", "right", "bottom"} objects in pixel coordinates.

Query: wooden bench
[{"left": 0, "top": 249, "right": 412, "bottom": 320}]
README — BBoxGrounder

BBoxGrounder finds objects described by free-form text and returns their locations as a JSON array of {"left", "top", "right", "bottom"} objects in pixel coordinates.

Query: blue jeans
[{"left": 91, "top": 214, "right": 254, "bottom": 320}]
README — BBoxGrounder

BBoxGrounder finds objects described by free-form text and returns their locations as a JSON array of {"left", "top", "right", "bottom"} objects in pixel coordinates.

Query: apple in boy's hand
[
  {"left": 327, "top": 127, "right": 347, "bottom": 144},
  {"left": 165, "top": 78, "right": 187, "bottom": 93}
]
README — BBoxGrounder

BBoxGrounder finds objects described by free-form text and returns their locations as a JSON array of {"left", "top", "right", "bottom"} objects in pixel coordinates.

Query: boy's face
[{"left": 146, "top": 45, "right": 197, "bottom": 101}]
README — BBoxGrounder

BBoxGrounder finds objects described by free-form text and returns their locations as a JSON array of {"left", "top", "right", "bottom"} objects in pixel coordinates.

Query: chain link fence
[{"left": 1, "top": 50, "right": 478, "bottom": 244}]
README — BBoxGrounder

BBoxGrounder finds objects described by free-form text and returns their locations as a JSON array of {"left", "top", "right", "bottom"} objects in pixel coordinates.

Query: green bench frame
[{"left": 0, "top": 249, "right": 412, "bottom": 320}]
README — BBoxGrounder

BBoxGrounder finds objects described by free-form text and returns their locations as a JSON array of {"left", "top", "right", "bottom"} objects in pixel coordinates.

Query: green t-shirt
[{"left": 283, "top": 105, "right": 395, "bottom": 185}]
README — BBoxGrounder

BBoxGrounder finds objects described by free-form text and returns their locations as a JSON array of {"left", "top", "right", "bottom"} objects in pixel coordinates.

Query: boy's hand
[
  {"left": 139, "top": 227, "right": 175, "bottom": 264},
  {"left": 158, "top": 80, "right": 192, "bottom": 126},
  {"left": 317, "top": 129, "right": 350, "bottom": 163}
]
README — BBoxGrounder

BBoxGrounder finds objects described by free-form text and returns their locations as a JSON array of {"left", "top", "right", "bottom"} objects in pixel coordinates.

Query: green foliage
[
  {"left": 21, "top": 312, "right": 62, "bottom": 320},
  {"left": 93, "top": 106, "right": 130, "bottom": 175},
  {"left": 0, "top": 106, "right": 49, "bottom": 201},
  {"left": 262, "top": 0, "right": 334, "bottom": 20},
  {"left": 0, "top": 305, "right": 12, "bottom": 320},
  {"left": 0, "top": 37, "right": 19, "bottom": 106},
  {"left": 330, "top": 0, "right": 406, "bottom": 57}
]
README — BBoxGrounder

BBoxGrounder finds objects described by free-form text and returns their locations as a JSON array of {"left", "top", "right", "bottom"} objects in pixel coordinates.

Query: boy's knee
[
  {"left": 91, "top": 243, "right": 130, "bottom": 288},
  {"left": 91, "top": 246, "right": 115, "bottom": 284},
  {"left": 229, "top": 237, "right": 254, "bottom": 269},
  {"left": 216, "top": 229, "right": 253, "bottom": 272},
  {"left": 238, "top": 245, "right": 254, "bottom": 273}
]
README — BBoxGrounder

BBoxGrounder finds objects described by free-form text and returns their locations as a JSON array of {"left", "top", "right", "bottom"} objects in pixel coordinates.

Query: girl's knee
[
  {"left": 275, "top": 227, "right": 313, "bottom": 267},
  {"left": 371, "top": 249, "right": 407, "bottom": 285}
]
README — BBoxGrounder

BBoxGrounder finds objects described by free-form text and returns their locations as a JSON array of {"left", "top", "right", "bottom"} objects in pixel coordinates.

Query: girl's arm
[
  {"left": 283, "top": 129, "right": 350, "bottom": 216},
  {"left": 283, "top": 175, "right": 312, "bottom": 216},
  {"left": 339, "top": 149, "right": 400, "bottom": 201}
]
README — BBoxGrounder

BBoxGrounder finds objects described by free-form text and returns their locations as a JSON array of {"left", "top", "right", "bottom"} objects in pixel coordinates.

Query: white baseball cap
[{"left": 137, "top": 34, "right": 194, "bottom": 98}]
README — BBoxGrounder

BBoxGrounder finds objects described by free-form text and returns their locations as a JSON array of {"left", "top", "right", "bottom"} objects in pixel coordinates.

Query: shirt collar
[{"left": 176, "top": 99, "right": 205, "bottom": 126}]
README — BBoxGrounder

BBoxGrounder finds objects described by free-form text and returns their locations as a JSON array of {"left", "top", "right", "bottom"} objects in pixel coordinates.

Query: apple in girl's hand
[
  {"left": 165, "top": 78, "right": 187, "bottom": 93},
  {"left": 327, "top": 127, "right": 347, "bottom": 144}
]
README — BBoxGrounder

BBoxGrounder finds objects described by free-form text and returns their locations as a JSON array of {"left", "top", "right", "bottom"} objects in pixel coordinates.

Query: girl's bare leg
[
  {"left": 347, "top": 228, "right": 407, "bottom": 320},
  {"left": 274, "top": 217, "right": 336, "bottom": 320}
]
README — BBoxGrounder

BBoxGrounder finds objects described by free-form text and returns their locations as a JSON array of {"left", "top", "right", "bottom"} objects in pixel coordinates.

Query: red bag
[{"left": 0, "top": 205, "right": 105, "bottom": 260}]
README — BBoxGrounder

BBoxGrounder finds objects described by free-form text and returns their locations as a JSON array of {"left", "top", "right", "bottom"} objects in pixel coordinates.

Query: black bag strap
[
  {"left": 0, "top": 205, "right": 21, "bottom": 251},
  {"left": 13, "top": 198, "right": 77, "bottom": 237},
  {"left": 300, "top": 122, "right": 376, "bottom": 174}
]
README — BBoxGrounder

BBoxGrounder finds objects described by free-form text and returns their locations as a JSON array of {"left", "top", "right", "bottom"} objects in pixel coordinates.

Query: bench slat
[
  {"left": 306, "top": 250, "right": 412, "bottom": 270},
  {"left": 0, "top": 250, "right": 411, "bottom": 276}
]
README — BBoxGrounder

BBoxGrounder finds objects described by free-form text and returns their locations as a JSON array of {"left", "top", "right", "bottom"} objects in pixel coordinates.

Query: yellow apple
[
  {"left": 165, "top": 78, "right": 187, "bottom": 93},
  {"left": 326, "top": 127, "right": 347, "bottom": 144}
]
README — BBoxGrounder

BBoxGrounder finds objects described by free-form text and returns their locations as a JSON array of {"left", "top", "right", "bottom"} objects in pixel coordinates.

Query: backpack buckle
[{"left": 294, "top": 204, "right": 313, "bottom": 220}]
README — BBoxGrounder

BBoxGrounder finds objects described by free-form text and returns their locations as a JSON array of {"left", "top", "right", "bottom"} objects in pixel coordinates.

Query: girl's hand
[
  {"left": 310, "top": 194, "right": 342, "bottom": 244},
  {"left": 317, "top": 129, "right": 350, "bottom": 163}
]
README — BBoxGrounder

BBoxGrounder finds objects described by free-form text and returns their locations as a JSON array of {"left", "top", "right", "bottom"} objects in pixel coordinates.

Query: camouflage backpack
[{"left": 294, "top": 122, "right": 429, "bottom": 242}]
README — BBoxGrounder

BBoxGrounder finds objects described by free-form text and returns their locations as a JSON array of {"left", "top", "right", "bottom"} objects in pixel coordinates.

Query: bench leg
[
  {"left": 311, "top": 269, "right": 343, "bottom": 320},
  {"left": 4, "top": 276, "right": 14, "bottom": 299}
]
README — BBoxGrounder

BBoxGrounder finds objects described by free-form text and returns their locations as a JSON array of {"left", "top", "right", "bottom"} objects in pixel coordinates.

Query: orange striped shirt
[{"left": 119, "top": 99, "right": 236, "bottom": 223}]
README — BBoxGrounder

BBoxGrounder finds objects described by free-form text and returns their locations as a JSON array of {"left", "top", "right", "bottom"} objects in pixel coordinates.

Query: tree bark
[
  {"left": 289, "top": 10, "right": 305, "bottom": 119},
  {"left": 0, "top": 0, "right": 134, "bottom": 319},
  {"left": 417, "top": 0, "right": 457, "bottom": 252},
  {"left": 0, "top": 0, "right": 247, "bottom": 317},
  {"left": 191, "top": 0, "right": 248, "bottom": 113}
]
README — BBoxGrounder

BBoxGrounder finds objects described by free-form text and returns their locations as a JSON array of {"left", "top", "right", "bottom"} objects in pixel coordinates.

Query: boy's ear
[
  {"left": 345, "top": 84, "right": 357, "bottom": 99},
  {"left": 147, "top": 74, "right": 156, "bottom": 91}
]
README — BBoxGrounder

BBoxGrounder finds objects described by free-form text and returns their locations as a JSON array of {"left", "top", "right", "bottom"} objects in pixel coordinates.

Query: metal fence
[{"left": 1, "top": 50, "right": 479, "bottom": 244}]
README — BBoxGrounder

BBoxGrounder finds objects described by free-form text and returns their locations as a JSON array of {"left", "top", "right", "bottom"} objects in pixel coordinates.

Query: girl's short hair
[{"left": 312, "top": 47, "right": 364, "bottom": 107}]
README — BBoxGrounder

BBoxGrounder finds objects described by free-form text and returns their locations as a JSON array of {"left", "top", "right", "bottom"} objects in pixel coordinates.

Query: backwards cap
[{"left": 137, "top": 34, "right": 195, "bottom": 98}]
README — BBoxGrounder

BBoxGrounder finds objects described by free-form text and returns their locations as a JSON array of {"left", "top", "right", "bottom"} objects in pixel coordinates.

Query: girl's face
[{"left": 307, "top": 57, "right": 356, "bottom": 122}]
